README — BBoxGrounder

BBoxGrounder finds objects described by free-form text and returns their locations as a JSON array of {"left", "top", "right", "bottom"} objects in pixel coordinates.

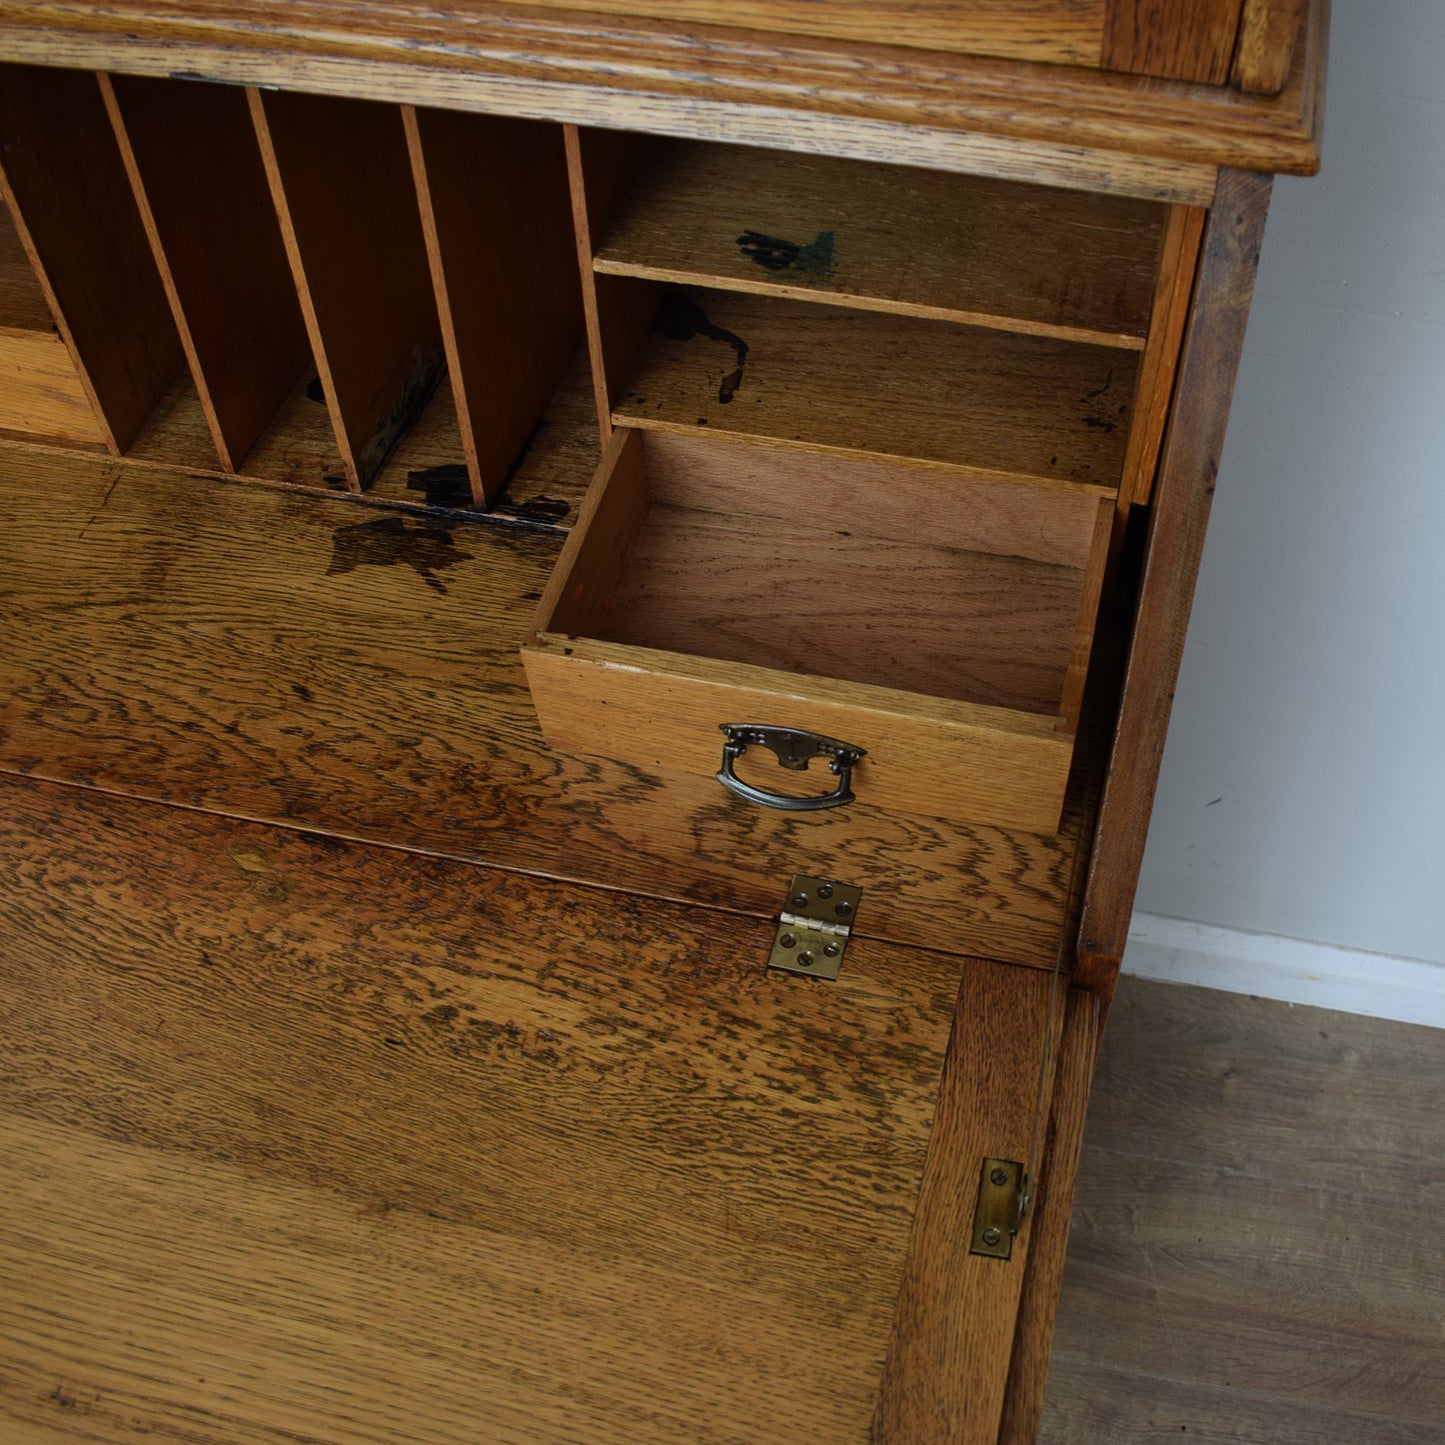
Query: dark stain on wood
[
  {"left": 655, "top": 290, "right": 749, "bottom": 404},
  {"left": 494, "top": 495, "right": 571, "bottom": 524},
  {"left": 406, "top": 463, "right": 473, "bottom": 509},
  {"left": 305, "top": 375, "right": 327, "bottom": 403},
  {"left": 737, "top": 228, "right": 835, "bottom": 282},
  {"left": 325, "top": 515, "right": 474, "bottom": 594}
]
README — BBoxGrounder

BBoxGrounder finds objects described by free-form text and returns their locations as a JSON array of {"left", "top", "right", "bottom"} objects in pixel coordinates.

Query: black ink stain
[
  {"left": 1082, "top": 415, "right": 1118, "bottom": 432},
  {"left": 1082, "top": 368, "right": 1116, "bottom": 403},
  {"left": 326, "top": 516, "right": 474, "bottom": 595},
  {"left": 737, "top": 228, "right": 835, "bottom": 281},
  {"left": 655, "top": 290, "right": 749, "bottom": 405},
  {"left": 495, "top": 495, "right": 570, "bottom": 523},
  {"left": 407, "top": 463, "right": 473, "bottom": 509}
]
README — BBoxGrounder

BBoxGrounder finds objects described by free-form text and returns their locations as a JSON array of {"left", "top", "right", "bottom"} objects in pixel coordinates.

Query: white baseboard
[{"left": 1123, "top": 913, "right": 1445, "bottom": 1030}]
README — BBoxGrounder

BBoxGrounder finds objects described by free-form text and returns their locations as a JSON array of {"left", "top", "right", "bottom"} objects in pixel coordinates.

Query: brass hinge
[
  {"left": 971, "top": 1157, "right": 1026, "bottom": 1260},
  {"left": 767, "top": 874, "right": 861, "bottom": 980}
]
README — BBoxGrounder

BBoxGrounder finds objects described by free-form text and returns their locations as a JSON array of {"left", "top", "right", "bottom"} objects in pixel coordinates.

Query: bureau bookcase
[{"left": 0, "top": 2, "right": 1325, "bottom": 1440}]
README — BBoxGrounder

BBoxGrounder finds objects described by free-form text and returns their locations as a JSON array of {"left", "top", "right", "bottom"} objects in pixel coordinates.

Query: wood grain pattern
[
  {"left": 0, "top": 191, "right": 51, "bottom": 331},
  {"left": 616, "top": 288, "right": 1137, "bottom": 487},
  {"left": 0, "top": 441, "right": 1093, "bottom": 966},
  {"left": 524, "top": 633, "right": 1076, "bottom": 834},
  {"left": 1102, "top": 0, "right": 1244, "bottom": 83},
  {"left": 0, "top": 326, "right": 106, "bottom": 445},
  {"left": 1117, "top": 202, "right": 1207, "bottom": 514},
  {"left": 100, "top": 72, "right": 312, "bottom": 475},
  {"left": 0, "top": 771, "right": 996, "bottom": 1443},
  {"left": 249, "top": 87, "right": 444, "bottom": 491},
  {"left": 997, "top": 986, "right": 1100, "bottom": 1444},
  {"left": 405, "top": 106, "right": 584, "bottom": 507},
  {"left": 565, "top": 125, "right": 651, "bottom": 444},
  {"left": 594, "top": 139, "right": 1162, "bottom": 347},
  {"left": 1076, "top": 169, "right": 1273, "bottom": 990},
  {"left": 0, "top": 1, "right": 1325, "bottom": 184},
  {"left": 641, "top": 427, "right": 1110, "bottom": 560},
  {"left": 1042, "top": 981, "right": 1445, "bottom": 1441},
  {"left": 1233, "top": 0, "right": 1306, "bottom": 94},
  {"left": 497, "top": 0, "right": 1105, "bottom": 65},
  {"left": 116, "top": 348, "right": 598, "bottom": 523},
  {"left": 0, "top": 62, "right": 182, "bottom": 452},
  {"left": 597, "top": 507, "right": 1081, "bottom": 716},
  {"left": 871, "top": 959, "right": 1061, "bottom": 1442}
]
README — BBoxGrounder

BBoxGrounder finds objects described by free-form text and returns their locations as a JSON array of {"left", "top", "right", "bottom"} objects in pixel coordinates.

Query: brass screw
[
  {"left": 991, "top": 1167, "right": 1009, "bottom": 1187},
  {"left": 981, "top": 1227, "right": 1002, "bottom": 1247}
]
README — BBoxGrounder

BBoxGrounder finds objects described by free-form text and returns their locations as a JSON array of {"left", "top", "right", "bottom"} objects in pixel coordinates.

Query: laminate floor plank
[
  {"left": 0, "top": 441, "right": 1088, "bottom": 966},
  {"left": 1042, "top": 979, "right": 1445, "bottom": 1442},
  {"left": 0, "top": 772, "right": 1040, "bottom": 1444}
]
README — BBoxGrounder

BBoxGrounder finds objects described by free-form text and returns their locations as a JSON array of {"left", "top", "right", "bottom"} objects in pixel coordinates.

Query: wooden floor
[{"left": 1041, "top": 979, "right": 1445, "bottom": 1444}]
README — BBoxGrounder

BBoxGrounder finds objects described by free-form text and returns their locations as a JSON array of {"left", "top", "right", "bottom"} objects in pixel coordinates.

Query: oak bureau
[{"left": 0, "top": 2, "right": 1326, "bottom": 1440}]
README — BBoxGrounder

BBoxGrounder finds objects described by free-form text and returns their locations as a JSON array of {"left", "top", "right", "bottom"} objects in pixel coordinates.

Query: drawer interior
[
  {"left": 584, "top": 429, "right": 1105, "bottom": 720},
  {"left": 524, "top": 425, "right": 1114, "bottom": 832}
]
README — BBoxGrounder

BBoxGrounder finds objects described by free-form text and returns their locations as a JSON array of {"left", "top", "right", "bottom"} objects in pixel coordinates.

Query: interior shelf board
[
  {"left": 594, "top": 141, "right": 1163, "bottom": 349},
  {"left": 613, "top": 289, "right": 1136, "bottom": 489}
]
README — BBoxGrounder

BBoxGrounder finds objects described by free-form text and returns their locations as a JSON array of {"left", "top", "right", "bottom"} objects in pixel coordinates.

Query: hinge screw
[
  {"left": 835, "top": 901, "right": 853, "bottom": 917},
  {"left": 792, "top": 893, "right": 809, "bottom": 908},
  {"left": 778, "top": 932, "right": 797, "bottom": 949},
  {"left": 823, "top": 942, "right": 841, "bottom": 958},
  {"left": 981, "top": 1227, "right": 1002, "bottom": 1247},
  {"left": 817, "top": 883, "right": 834, "bottom": 899},
  {"left": 991, "top": 1167, "right": 1009, "bottom": 1187},
  {"left": 797, "top": 951, "right": 815, "bottom": 967}
]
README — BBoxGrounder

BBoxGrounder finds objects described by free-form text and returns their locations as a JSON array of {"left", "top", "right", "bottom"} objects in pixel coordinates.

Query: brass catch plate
[
  {"left": 768, "top": 874, "right": 861, "bottom": 981},
  {"left": 971, "top": 1157, "right": 1024, "bottom": 1259}
]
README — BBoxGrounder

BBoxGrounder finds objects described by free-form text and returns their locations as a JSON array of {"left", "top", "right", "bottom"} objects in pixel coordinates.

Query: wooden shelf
[
  {"left": 613, "top": 288, "right": 1136, "bottom": 488},
  {"left": 594, "top": 141, "right": 1164, "bottom": 348}
]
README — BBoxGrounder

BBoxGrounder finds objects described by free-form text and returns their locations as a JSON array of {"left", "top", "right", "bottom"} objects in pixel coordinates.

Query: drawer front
[
  {"left": 524, "top": 632, "right": 1074, "bottom": 834},
  {"left": 0, "top": 328, "right": 105, "bottom": 445}
]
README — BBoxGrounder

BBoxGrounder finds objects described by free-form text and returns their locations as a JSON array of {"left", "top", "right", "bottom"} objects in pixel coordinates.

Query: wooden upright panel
[
  {"left": 404, "top": 107, "right": 583, "bottom": 508},
  {"left": 1102, "top": 0, "right": 1245, "bottom": 83},
  {"left": 1076, "top": 170, "right": 1275, "bottom": 991},
  {"left": 100, "top": 73, "right": 312, "bottom": 474},
  {"left": 249, "top": 88, "right": 444, "bottom": 491},
  {"left": 0, "top": 62, "right": 181, "bottom": 452},
  {"left": 871, "top": 960, "right": 1060, "bottom": 1442},
  {"left": 564, "top": 125, "right": 659, "bottom": 444}
]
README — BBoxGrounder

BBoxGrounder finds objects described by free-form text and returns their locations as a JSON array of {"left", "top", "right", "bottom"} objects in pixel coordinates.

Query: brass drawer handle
[{"left": 716, "top": 724, "right": 866, "bottom": 812}]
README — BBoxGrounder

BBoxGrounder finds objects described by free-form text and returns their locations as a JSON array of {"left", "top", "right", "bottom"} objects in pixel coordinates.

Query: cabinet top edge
[{"left": 0, "top": 0, "right": 1326, "bottom": 187}]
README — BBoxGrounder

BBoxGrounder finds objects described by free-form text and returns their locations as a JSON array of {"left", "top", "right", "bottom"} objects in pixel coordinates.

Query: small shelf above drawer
[
  {"left": 594, "top": 139, "right": 1165, "bottom": 347},
  {"left": 524, "top": 426, "right": 1115, "bottom": 834},
  {"left": 613, "top": 286, "right": 1137, "bottom": 487}
]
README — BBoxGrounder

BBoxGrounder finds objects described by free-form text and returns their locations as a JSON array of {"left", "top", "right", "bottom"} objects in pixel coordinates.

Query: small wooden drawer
[{"left": 523, "top": 426, "right": 1115, "bottom": 834}]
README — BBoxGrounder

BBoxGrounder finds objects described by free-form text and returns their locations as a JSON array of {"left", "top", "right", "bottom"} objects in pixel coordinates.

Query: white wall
[{"left": 1129, "top": 0, "right": 1445, "bottom": 1012}]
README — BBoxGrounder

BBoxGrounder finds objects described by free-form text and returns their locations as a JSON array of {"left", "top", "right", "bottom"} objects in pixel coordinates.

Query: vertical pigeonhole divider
[
  {"left": 99, "top": 73, "right": 313, "bottom": 476},
  {"left": 0, "top": 62, "right": 183, "bottom": 454},
  {"left": 562, "top": 126, "right": 660, "bottom": 446},
  {"left": 404, "top": 107, "right": 586, "bottom": 510},
  {"left": 248, "top": 87, "right": 445, "bottom": 493}
]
